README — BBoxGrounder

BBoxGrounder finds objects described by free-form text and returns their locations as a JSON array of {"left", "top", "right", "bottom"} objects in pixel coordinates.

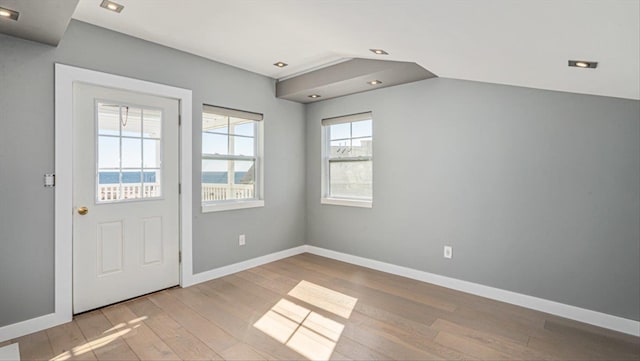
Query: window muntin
[
  {"left": 202, "top": 106, "right": 262, "bottom": 205},
  {"left": 96, "top": 102, "right": 162, "bottom": 203},
  {"left": 323, "top": 113, "right": 373, "bottom": 202}
]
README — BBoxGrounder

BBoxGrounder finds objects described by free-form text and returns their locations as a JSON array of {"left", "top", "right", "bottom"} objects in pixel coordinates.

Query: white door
[{"left": 73, "top": 83, "right": 180, "bottom": 313}]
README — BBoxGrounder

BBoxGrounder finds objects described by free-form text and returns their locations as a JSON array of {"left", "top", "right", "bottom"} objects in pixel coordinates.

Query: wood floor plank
[
  {"left": 434, "top": 331, "right": 515, "bottom": 360},
  {"left": 74, "top": 310, "right": 140, "bottom": 361},
  {"left": 234, "top": 264, "right": 460, "bottom": 359},
  {"left": 543, "top": 317, "right": 640, "bottom": 354},
  {"left": 262, "top": 259, "right": 443, "bottom": 326},
  {"left": 126, "top": 297, "right": 223, "bottom": 360},
  {"left": 46, "top": 320, "right": 97, "bottom": 360},
  {"left": 287, "top": 254, "right": 459, "bottom": 313},
  {"left": 100, "top": 303, "right": 179, "bottom": 360},
  {"left": 16, "top": 330, "right": 53, "bottom": 361},
  {"left": 298, "top": 253, "right": 545, "bottom": 328},
  {"left": 147, "top": 290, "right": 239, "bottom": 355},
  {"left": 11, "top": 253, "right": 640, "bottom": 361},
  {"left": 217, "top": 343, "right": 266, "bottom": 360},
  {"left": 431, "top": 318, "right": 554, "bottom": 360},
  {"left": 170, "top": 284, "right": 305, "bottom": 360}
]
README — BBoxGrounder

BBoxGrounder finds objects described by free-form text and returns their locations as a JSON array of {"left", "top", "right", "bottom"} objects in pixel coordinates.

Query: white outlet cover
[
  {"left": 239, "top": 234, "right": 246, "bottom": 246},
  {"left": 444, "top": 246, "right": 453, "bottom": 259}
]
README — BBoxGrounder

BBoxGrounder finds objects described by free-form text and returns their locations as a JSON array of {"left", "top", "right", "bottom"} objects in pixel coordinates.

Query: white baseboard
[
  {"left": 0, "top": 312, "right": 68, "bottom": 344},
  {"left": 2, "top": 243, "right": 637, "bottom": 342},
  {"left": 185, "top": 245, "right": 308, "bottom": 287},
  {"left": 305, "top": 245, "right": 640, "bottom": 337},
  {"left": 0, "top": 343, "right": 20, "bottom": 361}
]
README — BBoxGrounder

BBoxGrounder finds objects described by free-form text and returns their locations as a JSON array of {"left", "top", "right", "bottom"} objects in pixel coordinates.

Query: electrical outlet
[
  {"left": 444, "top": 245, "right": 453, "bottom": 259},
  {"left": 239, "top": 234, "right": 246, "bottom": 246}
]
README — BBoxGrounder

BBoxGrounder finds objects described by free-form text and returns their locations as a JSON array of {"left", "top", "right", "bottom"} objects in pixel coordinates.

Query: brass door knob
[{"left": 77, "top": 207, "right": 89, "bottom": 215}]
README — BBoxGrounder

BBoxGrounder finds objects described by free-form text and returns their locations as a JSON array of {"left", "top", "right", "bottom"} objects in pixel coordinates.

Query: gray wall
[
  {"left": 306, "top": 78, "right": 640, "bottom": 321},
  {"left": 1, "top": 19, "right": 638, "bottom": 330},
  {"left": 0, "top": 20, "right": 306, "bottom": 327}
]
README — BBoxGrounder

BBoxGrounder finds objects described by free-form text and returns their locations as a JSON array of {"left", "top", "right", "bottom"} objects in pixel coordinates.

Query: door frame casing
[{"left": 54, "top": 63, "right": 194, "bottom": 322}]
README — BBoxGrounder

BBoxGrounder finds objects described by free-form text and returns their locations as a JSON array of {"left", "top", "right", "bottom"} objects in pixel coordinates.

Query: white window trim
[
  {"left": 202, "top": 199, "right": 265, "bottom": 212},
  {"left": 320, "top": 112, "right": 373, "bottom": 208},
  {"left": 321, "top": 197, "right": 372, "bottom": 208},
  {"left": 201, "top": 107, "right": 264, "bottom": 212}
]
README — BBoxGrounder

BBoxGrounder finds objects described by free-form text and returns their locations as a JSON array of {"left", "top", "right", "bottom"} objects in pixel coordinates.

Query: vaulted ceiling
[{"left": 2, "top": 1, "right": 639, "bottom": 100}]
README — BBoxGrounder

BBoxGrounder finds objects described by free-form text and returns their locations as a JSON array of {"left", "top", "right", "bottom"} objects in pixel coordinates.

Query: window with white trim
[
  {"left": 321, "top": 112, "right": 373, "bottom": 207},
  {"left": 202, "top": 105, "right": 264, "bottom": 212}
]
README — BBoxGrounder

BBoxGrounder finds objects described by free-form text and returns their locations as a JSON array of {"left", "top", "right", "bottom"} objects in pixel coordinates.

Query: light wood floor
[{"left": 3, "top": 253, "right": 639, "bottom": 360}]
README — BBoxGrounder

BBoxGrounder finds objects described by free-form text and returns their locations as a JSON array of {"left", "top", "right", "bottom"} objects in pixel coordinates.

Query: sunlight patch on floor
[
  {"left": 254, "top": 281, "right": 357, "bottom": 361},
  {"left": 288, "top": 280, "right": 358, "bottom": 319},
  {"left": 49, "top": 314, "right": 147, "bottom": 361}
]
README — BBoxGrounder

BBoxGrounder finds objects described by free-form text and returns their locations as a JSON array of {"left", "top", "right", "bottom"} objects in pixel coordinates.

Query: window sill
[
  {"left": 321, "top": 198, "right": 372, "bottom": 208},
  {"left": 202, "top": 200, "right": 265, "bottom": 213}
]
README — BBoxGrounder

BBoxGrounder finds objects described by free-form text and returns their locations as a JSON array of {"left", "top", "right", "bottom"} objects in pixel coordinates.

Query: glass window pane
[
  {"left": 203, "top": 132, "right": 228, "bottom": 155},
  {"left": 98, "top": 170, "right": 120, "bottom": 202},
  {"left": 121, "top": 138, "right": 142, "bottom": 168},
  {"left": 330, "top": 123, "right": 350, "bottom": 140},
  {"left": 98, "top": 136, "right": 120, "bottom": 168},
  {"left": 143, "top": 109, "right": 162, "bottom": 138},
  {"left": 231, "top": 135, "right": 254, "bottom": 156},
  {"left": 143, "top": 139, "right": 161, "bottom": 168},
  {"left": 120, "top": 107, "right": 142, "bottom": 137},
  {"left": 203, "top": 113, "right": 228, "bottom": 132},
  {"left": 352, "top": 119, "right": 372, "bottom": 138},
  {"left": 202, "top": 159, "right": 229, "bottom": 201},
  {"left": 121, "top": 171, "right": 142, "bottom": 184},
  {"left": 233, "top": 121, "right": 254, "bottom": 137},
  {"left": 232, "top": 160, "right": 255, "bottom": 200},
  {"left": 143, "top": 169, "right": 161, "bottom": 198},
  {"left": 98, "top": 103, "right": 120, "bottom": 136},
  {"left": 351, "top": 137, "right": 372, "bottom": 157},
  {"left": 201, "top": 159, "right": 255, "bottom": 201},
  {"left": 98, "top": 170, "right": 120, "bottom": 185},
  {"left": 329, "top": 160, "right": 372, "bottom": 199},
  {"left": 330, "top": 139, "right": 351, "bottom": 158}
]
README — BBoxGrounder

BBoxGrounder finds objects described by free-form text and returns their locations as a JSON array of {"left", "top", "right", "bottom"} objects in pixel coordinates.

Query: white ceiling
[{"left": 72, "top": 0, "right": 640, "bottom": 100}]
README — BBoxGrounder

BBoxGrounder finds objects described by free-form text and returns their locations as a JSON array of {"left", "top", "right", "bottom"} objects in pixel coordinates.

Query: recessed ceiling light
[
  {"left": 308, "top": 94, "right": 321, "bottom": 99},
  {"left": 100, "top": 0, "right": 124, "bottom": 13},
  {"left": 273, "top": 61, "right": 288, "bottom": 68},
  {"left": 370, "top": 49, "right": 389, "bottom": 55},
  {"left": 367, "top": 80, "right": 383, "bottom": 85},
  {"left": 0, "top": 7, "right": 19, "bottom": 21},
  {"left": 568, "top": 60, "right": 598, "bottom": 69}
]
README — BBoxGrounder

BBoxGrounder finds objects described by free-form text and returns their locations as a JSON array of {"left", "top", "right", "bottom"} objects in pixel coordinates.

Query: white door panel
[{"left": 73, "top": 83, "right": 179, "bottom": 313}]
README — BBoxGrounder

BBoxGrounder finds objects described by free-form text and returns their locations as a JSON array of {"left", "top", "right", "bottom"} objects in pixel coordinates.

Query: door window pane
[
  {"left": 143, "top": 109, "right": 162, "bottom": 138},
  {"left": 98, "top": 104, "right": 120, "bottom": 136},
  {"left": 143, "top": 169, "right": 161, "bottom": 198},
  {"left": 143, "top": 139, "right": 160, "bottom": 168},
  {"left": 120, "top": 107, "right": 142, "bottom": 137},
  {"left": 121, "top": 138, "right": 142, "bottom": 168},
  {"left": 96, "top": 102, "right": 163, "bottom": 202},
  {"left": 98, "top": 136, "right": 120, "bottom": 168}
]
